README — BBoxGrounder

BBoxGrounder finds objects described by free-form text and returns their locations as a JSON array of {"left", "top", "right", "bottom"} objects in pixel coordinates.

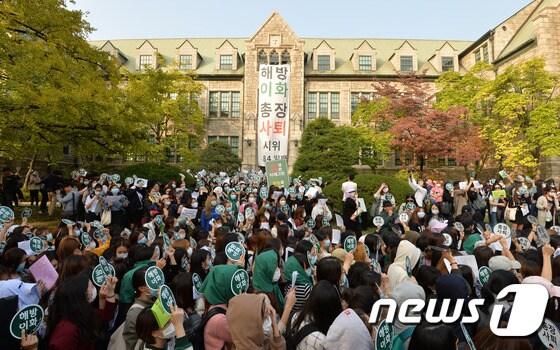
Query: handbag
[
  {"left": 505, "top": 204, "right": 517, "bottom": 222},
  {"left": 101, "top": 208, "right": 112, "bottom": 225}
]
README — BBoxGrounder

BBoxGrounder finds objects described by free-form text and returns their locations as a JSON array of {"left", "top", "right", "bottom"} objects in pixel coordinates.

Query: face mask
[
  {"left": 279, "top": 200, "right": 286, "bottom": 206},
  {"left": 191, "top": 202, "right": 198, "bottom": 208},
  {"left": 272, "top": 268, "right": 281, "bottom": 282},
  {"left": 111, "top": 188, "right": 119, "bottom": 195},
  {"left": 46, "top": 233, "right": 54, "bottom": 241},
  {"left": 260, "top": 222, "right": 270, "bottom": 230},
  {"left": 187, "top": 247, "right": 193, "bottom": 258},
  {"left": 161, "top": 323, "right": 176, "bottom": 339},
  {"left": 323, "top": 239, "right": 331, "bottom": 249},
  {"left": 308, "top": 253, "right": 317, "bottom": 266},
  {"left": 164, "top": 201, "right": 171, "bottom": 207},
  {"left": 417, "top": 212, "right": 426, "bottom": 219},
  {"left": 116, "top": 252, "right": 128, "bottom": 259},
  {"left": 262, "top": 315, "right": 272, "bottom": 336},
  {"left": 16, "top": 262, "right": 26, "bottom": 273},
  {"left": 231, "top": 194, "right": 237, "bottom": 200},
  {"left": 171, "top": 184, "right": 176, "bottom": 188},
  {"left": 138, "top": 236, "right": 148, "bottom": 245},
  {"left": 248, "top": 197, "right": 256, "bottom": 203},
  {"left": 432, "top": 209, "right": 439, "bottom": 215},
  {"left": 87, "top": 285, "right": 97, "bottom": 303},
  {"left": 95, "top": 191, "right": 101, "bottom": 196},
  {"left": 265, "top": 204, "right": 272, "bottom": 210},
  {"left": 211, "top": 200, "right": 217, "bottom": 207}
]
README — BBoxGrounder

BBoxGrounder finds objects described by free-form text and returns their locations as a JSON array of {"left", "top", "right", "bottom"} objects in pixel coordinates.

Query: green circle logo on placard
[
  {"left": 322, "top": 217, "right": 330, "bottom": 226},
  {"left": 192, "top": 273, "right": 203, "bottom": 293},
  {"left": 92, "top": 264, "right": 107, "bottom": 287},
  {"left": 259, "top": 187, "right": 268, "bottom": 199},
  {"left": 343, "top": 235, "right": 357, "bottom": 253},
  {"left": 375, "top": 320, "right": 394, "bottom": 350},
  {"left": 10, "top": 304, "right": 44, "bottom": 339},
  {"left": 478, "top": 266, "right": 491, "bottom": 285},
  {"left": 98, "top": 256, "right": 115, "bottom": 276},
  {"left": 29, "top": 237, "right": 44, "bottom": 254},
  {"left": 225, "top": 242, "right": 245, "bottom": 262},
  {"left": 306, "top": 217, "right": 316, "bottom": 229},
  {"left": 159, "top": 285, "right": 176, "bottom": 314},
  {"left": 0, "top": 206, "right": 15, "bottom": 223},
  {"left": 405, "top": 256, "right": 412, "bottom": 277},
  {"left": 145, "top": 266, "right": 165, "bottom": 290},
  {"left": 230, "top": 269, "right": 249, "bottom": 295},
  {"left": 215, "top": 205, "right": 225, "bottom": 215},
  {"left": 81, "top": 232, "right": 92, "bottom": 246},
  {"left": 21, "top": 207, "right": 32, "bottom": 219},
  {"left": 373, "top": 216, "right": 385, "bottom": 227},
  {"left": 371, "top": 259, "right": 382, "bottom": 274}
]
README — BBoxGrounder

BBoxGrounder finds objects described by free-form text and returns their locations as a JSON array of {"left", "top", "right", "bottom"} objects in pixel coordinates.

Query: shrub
[
  {"left": 322, "top": 173, "right": 411, "bottom": 213},
  {"left": 119, "top": 162, "right": 195, "bottom": 187},
  {"left": 199, "top": 141, "right": 241, "bottom": 174}
]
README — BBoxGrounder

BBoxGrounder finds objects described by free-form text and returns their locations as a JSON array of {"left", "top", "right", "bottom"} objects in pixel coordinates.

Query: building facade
[{"left": 90, "top": 0, "right": 560, "bottom": 174}]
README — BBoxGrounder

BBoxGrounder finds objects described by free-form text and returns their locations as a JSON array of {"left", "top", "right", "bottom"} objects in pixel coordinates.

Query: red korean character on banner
[
  {"left": 260, "top": 120, "right": 273, "bottom": 136},
  {"left": 273, "top": 120, "right": 286, "bottom": 136}
]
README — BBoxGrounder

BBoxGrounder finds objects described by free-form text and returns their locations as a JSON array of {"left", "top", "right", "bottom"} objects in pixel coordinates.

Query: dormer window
[
  {"left": 318, "top": 55, "right": 331, "bottom": 71},
  {"left": 258, "top": 50, "right": 268, "bottom": 66},
  {"left": 281, "top": 50, "right": 290, "bottom": 64},
  {"left": 270, "top": 50, "right": 279, "bottom": 65},
  {"left": 179, "top": 55, "right": 192, "bottom": 70},
  {"left": 441, "top": 56, "right": 454, "bottom": 72},
  {"left": 400, "top": 56, "right": 413, "bottom": 72},
  {"left": 139, "top": 55, "right": 153, "bottom": 70},
  {"left": 358, "top": 55, "right": 372, "bottom": 71},
  {"left": 220, "top": 55, "right": 232, "bottom": 70}
]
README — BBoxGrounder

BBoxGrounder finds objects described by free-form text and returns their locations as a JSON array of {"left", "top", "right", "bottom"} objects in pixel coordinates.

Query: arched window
[
  {"left": 258, "top": 49, "right": 268, "bottom": 67},
  {"left": 269, "top": 50, "right": 279, "bottom": 65},
  {"left": 281, "top": 50, "right": 290, "bottom": 64}
]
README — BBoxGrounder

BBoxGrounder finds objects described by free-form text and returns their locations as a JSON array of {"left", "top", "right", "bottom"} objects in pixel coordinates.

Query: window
[
  {"left": 331, "top": 92, "right": 339, "bottom": 119},
  {"left": 209, "top": 91, "right": 241, "bottom": 118},
  {"left": 441, "top": 56, "right": 454, "bottom": 72},
  {"left": 270, "top": 50, "right": 279, "bottom": 65},
  {"left": 63, "top": 145, "right": 70, "bottom": 155},
  {"left": 318, "top": 55, "right": 330, "bottom": 71},
  {"left": 351, "top": 92, "right": 373, "bottom": 114},
  {"left": 231, "top": 92, "right": 240, "bottom": 117},
  {"left": 209, "top": 92, "right": 219, "bottom": 117},
  {"left": 179, "top": 55, "right": 192, "bottom": 70},
  {"left": 281, "top": 50, "right": 290, "bottom": 64},
  {"left": 258, "top": 50, "right": 268, "bottom": 67},
  {"left": 447, "top": 158, "right": 457, "bottom": 166},
  {"left": 307, "top": 92, "right": 317, "bottom": 119},
  {"left": 358, "top": 55, "right": 372, "bottom": 71},
  {"left": 400, "top": 56, "right": 413, "bottom": 72},
  {"left": 319, "top": 92, "right": 328, "bottom": 117},
  {"left": 475, "top": 50, "right": 481, "bottom": 63},
  {"left": 207, "top": 136, "right": 239, "bottom": 155},
  {"left": 220, "top": 92, "right": 230, "bottom": 117},
  {"left": 482, "top": 44, "right": 489, "bottom": 62},
  {"left": 220, "top": 55, "right": 233, "bottom": 70},
  {"left": 139, "top": 55, "right": 153, "bottom": 69}
]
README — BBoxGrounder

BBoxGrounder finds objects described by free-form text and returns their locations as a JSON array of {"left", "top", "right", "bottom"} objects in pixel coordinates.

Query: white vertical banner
[{"left": 257, "top": 64, "right": 290, "bottom": 166}]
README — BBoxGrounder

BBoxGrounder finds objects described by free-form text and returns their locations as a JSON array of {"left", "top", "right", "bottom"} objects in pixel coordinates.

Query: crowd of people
[{"left": 0, "top": 166, "right": 559, "bottom": 350}]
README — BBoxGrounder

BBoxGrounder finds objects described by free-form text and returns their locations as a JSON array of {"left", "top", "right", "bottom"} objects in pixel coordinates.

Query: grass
[{"left": 11, "top": 204, "right": 61, "bottom": 230}]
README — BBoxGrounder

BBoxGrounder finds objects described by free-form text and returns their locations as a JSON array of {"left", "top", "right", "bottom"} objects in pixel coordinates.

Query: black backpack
[
  {"left": 285, "top": 323, "right": 321, "bottom": 350},
  {"left": 190, "top": 306, "right": 226, "bottom": 350}
]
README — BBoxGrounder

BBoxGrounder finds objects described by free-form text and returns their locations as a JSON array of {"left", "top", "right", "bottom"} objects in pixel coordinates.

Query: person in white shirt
[
  {"left": 408, "top": 174, "right": 428, "bottom": 208},
  {"left": 341, "top": 174, "right": 357, "bottom": 202},
  {"left": 84, "top": 183, "right": 103, "bottom": 222}
]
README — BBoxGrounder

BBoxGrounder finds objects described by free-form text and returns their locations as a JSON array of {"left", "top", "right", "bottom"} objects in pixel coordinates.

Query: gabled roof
[
  {"left": 248, "top": 11, "right": 299, "bottom": 43},
  {"left": 436, "top": 41, "right": 457, "bottom": 51},
  {"left": 136, "top": 39, "right": 157, "bottom": 50},
  {"left": 216, "top": 39, "right": 238, "bottom": 50},
  {"left": 497, "top": 0, "right": 560, "bottom": 61},
  {"left": 349, "top": 40, "right": 376, "bottom": 60},
  {"left": 176, "top": 39, "right": 197, "bottom": 50},
  {"left": 395, "top": 40, "right": 417, "bottom": 51},
  {"left": 313, "top": 40, "right": 335, "bottom": 50}
]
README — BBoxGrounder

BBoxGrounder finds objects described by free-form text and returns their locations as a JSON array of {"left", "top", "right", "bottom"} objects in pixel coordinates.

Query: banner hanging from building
[{"left": 258, "top": 64, "right": 290, "bottom": 166}]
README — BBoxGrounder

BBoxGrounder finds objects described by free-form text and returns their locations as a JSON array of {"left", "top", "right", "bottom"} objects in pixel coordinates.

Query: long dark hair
[
  {"left": 190, "top": 249, "right": 211, "bottom": 280},
  {"left": 291, "top": 280, "right": 342, "bottom": 334},
  {"left": 46, "top": 271, "right": 102, "bottom": 344},
  {"left": 171, "top": 272, "right": 195, "bottom": 313}
]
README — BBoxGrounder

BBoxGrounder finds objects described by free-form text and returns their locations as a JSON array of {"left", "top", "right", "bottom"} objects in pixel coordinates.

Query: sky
[{"left": 70, "top": 0, "right": 532, "bottom": 41}]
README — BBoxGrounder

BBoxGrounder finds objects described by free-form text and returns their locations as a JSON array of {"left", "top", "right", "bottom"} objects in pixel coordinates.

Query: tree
[
  {"left": 0, "top": 0, "right": 145, "bottom": 163},
  {"left": 293, "top": 118, "right": 364, "bottom": 181},
  {"left": 356, "top": 76, "right": 486, "bottom": 172},
  {"left": 123, "top": 62, "right": 205, "bottom": 164},
  {"left": 436, "top": 59, "right": 560, "bottom": 171},
  {"left": 199, "top": 142, "right": 241, "bottom": 173}
]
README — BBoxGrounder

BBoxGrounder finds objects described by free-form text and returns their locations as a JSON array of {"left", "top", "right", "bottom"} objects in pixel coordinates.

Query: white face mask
[
  {"left": 279, "top": 200, "right": 286, "bottom": 206},
  {"left": 116, "top": 252, "right": 128, "bottom": 259},
  {"left": 191, "top": 202, "right": 198, "bottom": 208},
  {"left": 260, "top": 222, "right": 270, "bottom": 230},
  {"left": 432, "top": 209, "right": 439, "bottom": 215},
  {"left": 87, "top": 283, "right": 97, "bottom": 303},
  {"left": 272, "top": 267, "right": 281, "bottom": 282},
  {"left": 161, "top": 323, "right": 176, "bottom": 339},
  {"left": 417, "top": 212, "right": 426, "bottom": 219},
  {"left": 248, "top": 197, "right": 256, "bottom": 203}
]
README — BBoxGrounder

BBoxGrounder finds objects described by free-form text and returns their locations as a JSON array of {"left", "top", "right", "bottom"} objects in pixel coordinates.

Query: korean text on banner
[
  {"left": 265, "top": 160, "right": 290, "bottom": 188},
  {"left": 258, "top": 64, "right": 290, "bottom": 166}
]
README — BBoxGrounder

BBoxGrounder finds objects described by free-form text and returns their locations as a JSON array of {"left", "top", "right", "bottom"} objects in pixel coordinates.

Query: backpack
[
  {"left": 107, "top": 303, "right": 144, "bottom": 350},
  {"left": 391, "top": 326, "right": 415, "bottom": 350},
  {"left": 286, "top": 323, "right": 321, "bottom": 350},
  {"left": 190, "top": 306, "right": 226, "bottom": 350}
]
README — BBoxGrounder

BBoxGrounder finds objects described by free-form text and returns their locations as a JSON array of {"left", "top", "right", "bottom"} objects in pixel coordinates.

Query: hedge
[
  {"left": 118, "top": 162, "right": 196, "bottom": 187},
  {"left": 323, "top": 173, "right": 411, "bottom": 214}
]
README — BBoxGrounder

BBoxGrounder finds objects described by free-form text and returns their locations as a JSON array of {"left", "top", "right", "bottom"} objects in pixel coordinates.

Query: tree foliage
[
  {"left": 199, "top": 142, "right": 241, "bottom": 174},
  {"left": 436, "top": 59, "right": 560, "bottom": 170},
  {"left": 0, "top": 0, "right": 145, "bottom": 161},
  {"left": 293, "top": 118, "right": 366, "bottom": 181}
]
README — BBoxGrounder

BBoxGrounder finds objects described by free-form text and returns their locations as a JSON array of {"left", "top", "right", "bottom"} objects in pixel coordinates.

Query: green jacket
[{"left": 119, "top": 260, "right": 155, "bottom": 304}]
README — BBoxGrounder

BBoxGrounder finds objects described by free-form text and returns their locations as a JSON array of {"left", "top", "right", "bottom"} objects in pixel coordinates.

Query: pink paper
[{"left": 29, "top": 255, "right": 58, "bottom": 290}]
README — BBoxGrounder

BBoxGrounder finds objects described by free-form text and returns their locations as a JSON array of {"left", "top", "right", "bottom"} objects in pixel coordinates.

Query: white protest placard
[
  {"left": 180, "top": 208, "right": 198, "bottom": 220},
  {"left": 459, "top": 181, "right": 468, "bottom": 190},
  {"left": 358, "top": 198, "right": 367, "bottom": 212},
  {"left": 455, "top": 255, "right": 479, "bottom": 280},
  {"left": 335, "top": 214, "right": 344, "bottom": 228},
  {"left": 134, "top": 178, "right": 148, "bottom": 188},
  {"left": 257, "top": 64, "right": 290, "bottom": 166},
  {"left": 331, "top": 229, "right": 342, "bottom": 245}
]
